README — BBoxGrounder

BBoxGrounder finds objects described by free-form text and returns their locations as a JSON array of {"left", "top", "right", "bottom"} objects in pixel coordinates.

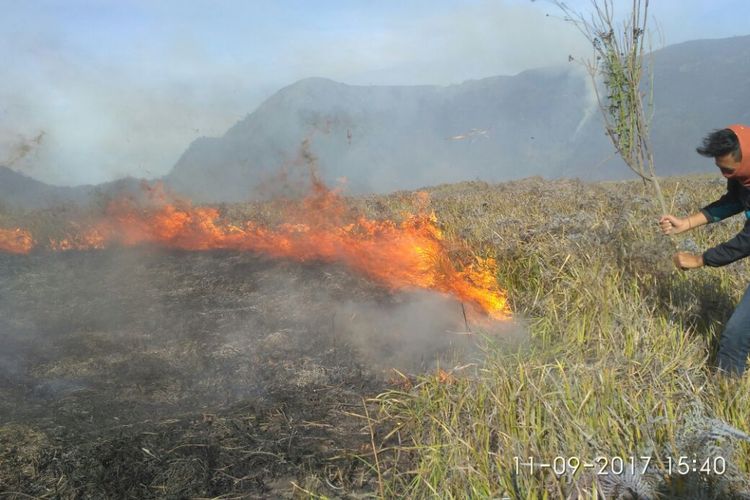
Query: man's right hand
[
  {"left": 673, "top": 252, "right": 704, "bottom": 270},
  {"left": 659, "top": 215, "right": 690, "bottom": 235}
]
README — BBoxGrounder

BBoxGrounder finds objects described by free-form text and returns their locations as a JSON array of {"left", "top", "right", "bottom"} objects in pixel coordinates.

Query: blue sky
[{"left": 2, "top": 0, "right": 749, "bottom": 186}]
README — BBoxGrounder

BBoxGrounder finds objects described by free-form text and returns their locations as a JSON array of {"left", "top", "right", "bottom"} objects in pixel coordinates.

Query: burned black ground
[{"left": 0, "top": 247, "right": 471, "bottom": 498}]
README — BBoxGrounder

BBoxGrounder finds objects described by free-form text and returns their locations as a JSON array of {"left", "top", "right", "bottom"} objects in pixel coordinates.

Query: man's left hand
[{"left": 672, "top": 252, "right": 704, "bottom": 270}]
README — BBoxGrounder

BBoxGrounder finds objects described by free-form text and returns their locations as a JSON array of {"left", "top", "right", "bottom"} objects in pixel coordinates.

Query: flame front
[
  {"left": 0, "top": 228, "right": 34, "bottom": 254},
  {"left": 1, "top": 183, "right": 510, "bottom": 320}
]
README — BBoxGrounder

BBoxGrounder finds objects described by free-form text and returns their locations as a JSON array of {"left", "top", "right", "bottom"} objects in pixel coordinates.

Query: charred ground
[{"left": 0, "top": 248, "right": 396, "bottom": 497}]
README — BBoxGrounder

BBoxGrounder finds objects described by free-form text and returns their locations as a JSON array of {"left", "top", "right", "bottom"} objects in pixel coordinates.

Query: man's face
[{"left": 716, "top": 152, "right": 742, "bottom": 178}]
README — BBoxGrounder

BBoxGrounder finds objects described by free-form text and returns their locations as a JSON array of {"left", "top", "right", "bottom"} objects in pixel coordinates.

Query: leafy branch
[{"left": 555, "top": 0, "right": 667, "bottom": 214}]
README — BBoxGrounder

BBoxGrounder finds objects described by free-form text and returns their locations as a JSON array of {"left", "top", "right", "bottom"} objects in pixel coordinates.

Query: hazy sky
[{"left": 2, "top": 0, "right": 748, "bottom": 186}]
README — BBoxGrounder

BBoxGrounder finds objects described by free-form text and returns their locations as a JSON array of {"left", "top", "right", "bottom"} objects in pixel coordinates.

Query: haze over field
[{"left": 2, "top": 0, "right": 750, "bottom": 194}]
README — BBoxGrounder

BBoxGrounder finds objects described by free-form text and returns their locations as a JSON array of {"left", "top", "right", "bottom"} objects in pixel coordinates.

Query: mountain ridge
[{"left": 3, "top": 34, "right": 750, "bottom": 207}]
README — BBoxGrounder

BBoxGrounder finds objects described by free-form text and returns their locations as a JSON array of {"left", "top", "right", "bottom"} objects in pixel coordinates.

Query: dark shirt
[{"left": 701, "top": 178, "right": 750, "bottom": 266}]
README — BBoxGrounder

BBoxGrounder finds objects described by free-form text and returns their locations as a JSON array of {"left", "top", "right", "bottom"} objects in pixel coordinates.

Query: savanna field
[{"left": 2, "top": 174, "right": 750, "bottom": 499}]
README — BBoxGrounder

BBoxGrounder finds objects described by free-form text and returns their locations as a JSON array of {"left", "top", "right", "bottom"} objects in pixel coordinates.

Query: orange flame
[
  {"left": 2, "top": 182, "right": 511, "bottom": 320},
  {"left": 0, "top": 228, "right": 34, "bottom": 254}
]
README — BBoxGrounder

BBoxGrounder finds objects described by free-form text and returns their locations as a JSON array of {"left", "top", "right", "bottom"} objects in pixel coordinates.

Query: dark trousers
[{"left": 717, "top": 283, "right": 750, "bottom": 375}]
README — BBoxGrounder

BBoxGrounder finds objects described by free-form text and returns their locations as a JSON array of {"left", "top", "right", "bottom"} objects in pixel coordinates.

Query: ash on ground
[{"left": 0, "top": 248, "right": 503, "bottom": 498}]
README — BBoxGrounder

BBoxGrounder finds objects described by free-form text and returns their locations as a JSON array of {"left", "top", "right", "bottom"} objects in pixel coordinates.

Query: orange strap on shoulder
[{"left": 725, "top": 124, "right": 750, "bottom": 186}]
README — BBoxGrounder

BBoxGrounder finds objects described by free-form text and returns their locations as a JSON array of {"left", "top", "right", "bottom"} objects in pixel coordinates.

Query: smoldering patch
[{"left": 334, "top": 290, "right": 487, "bottom": 373}]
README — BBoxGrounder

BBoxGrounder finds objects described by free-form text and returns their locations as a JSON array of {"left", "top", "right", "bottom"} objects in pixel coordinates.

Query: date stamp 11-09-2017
[{"left": 513, "top": 454, "right": 726, "bottom": 477}]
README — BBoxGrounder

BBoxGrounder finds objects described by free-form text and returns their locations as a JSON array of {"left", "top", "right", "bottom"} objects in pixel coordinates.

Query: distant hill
[
  {"left": 0, "top": 166, "right": 143, "bottom": 210},
  {"left": 649, "top": 36, "right": 750, "bottom": 167},
  {"left": 160, "top": 35, "right": 750, "bottom": 202},
  {"left": 161, "top": 35, "right": 750, "bottom": 203},
  {"left": 164, "top": 70, "right": 599, "bottom": 201},
  {"left": 3, "top": 35, "right": 750, "bottom": 207},
  {"left": 0, "top": 166, "right": 87, "bottom": 209}
]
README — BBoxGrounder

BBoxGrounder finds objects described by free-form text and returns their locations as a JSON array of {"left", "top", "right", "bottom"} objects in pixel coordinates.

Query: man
[{"left": 660, "top": 124, "right": 750, "bottom": 375}]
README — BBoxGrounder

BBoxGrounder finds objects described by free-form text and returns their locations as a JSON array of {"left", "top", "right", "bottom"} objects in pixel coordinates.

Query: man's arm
[
  {"left": 673, "top": 218, "right": 750, "bottom": 270},
  {"left": 700, "top": 179, "right": 744, "bottom": 223},
  {"left": 703, "top": 219, "right": 750, "bottom": 267},
  {"left": 660, "top": 211, "right": 709, "bottom": 235},
  {"left": 661, "top": 179, "right": 744, "bottom": 235}
]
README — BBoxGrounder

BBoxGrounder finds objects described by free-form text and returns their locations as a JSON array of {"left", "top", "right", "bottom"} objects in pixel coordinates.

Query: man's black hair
[{"left": 697, "top": 128, "right": 741, "bottom": 160}]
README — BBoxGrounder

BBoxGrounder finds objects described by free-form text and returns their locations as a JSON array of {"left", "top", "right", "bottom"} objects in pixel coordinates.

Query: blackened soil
[{"left": 0, "top": 248, "right": 402, "bottom": 498}]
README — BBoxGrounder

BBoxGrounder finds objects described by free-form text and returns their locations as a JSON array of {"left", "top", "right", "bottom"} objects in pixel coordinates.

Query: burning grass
[
  {"left": 3, "top": 174, "right": 750, "bottom": 498},
  {"left": 0, "top": 179, "right": 509, "bottom": 322},
  {"left": 0, "top": 227, "right": 33, "bottom": 254}
]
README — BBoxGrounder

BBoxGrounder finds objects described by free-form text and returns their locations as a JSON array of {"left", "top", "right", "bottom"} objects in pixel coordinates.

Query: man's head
[{"left": 697, "top": 128, "right": 742, "bottom": 177}]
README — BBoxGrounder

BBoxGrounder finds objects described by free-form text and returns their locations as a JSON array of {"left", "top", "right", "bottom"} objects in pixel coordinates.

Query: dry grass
[{"left": 361, "top": 175, "right": 750, "bottom": 499}]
